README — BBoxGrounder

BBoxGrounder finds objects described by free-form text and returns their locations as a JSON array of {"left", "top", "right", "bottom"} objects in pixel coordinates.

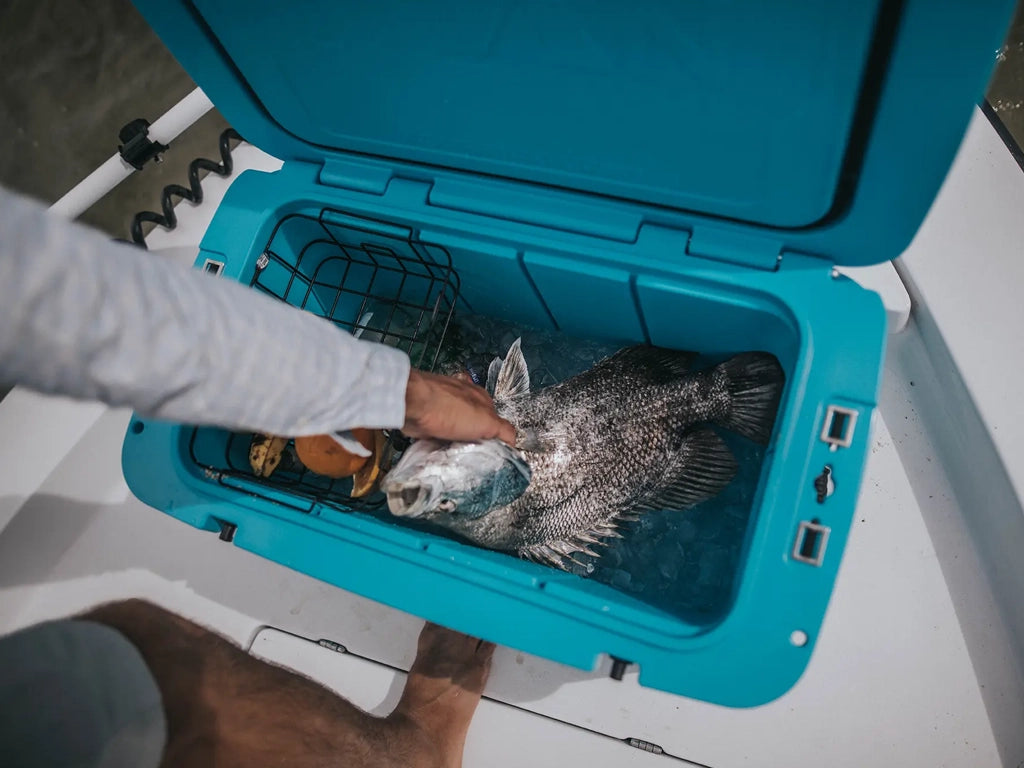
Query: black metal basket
[{"left": 185, "top": 208, "right": 459, "bottom": 514}]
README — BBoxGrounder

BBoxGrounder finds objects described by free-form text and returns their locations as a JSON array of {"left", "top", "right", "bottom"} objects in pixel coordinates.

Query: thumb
[{"left": 493, "top": 417, "right": 517, "bottom": 447}]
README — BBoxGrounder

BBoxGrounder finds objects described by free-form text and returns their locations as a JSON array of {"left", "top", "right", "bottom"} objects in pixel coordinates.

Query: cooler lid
[{"left": 137, "top": 0, "right": 1011, "bottom": 266}]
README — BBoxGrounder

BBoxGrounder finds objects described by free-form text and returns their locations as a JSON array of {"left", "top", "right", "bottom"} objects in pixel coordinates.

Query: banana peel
[
  {"left": 249, "top": 433, "right": 289, "bottom": 478},
  {"left": 351, "top": 430, "right": 394, "bottom": 498}
]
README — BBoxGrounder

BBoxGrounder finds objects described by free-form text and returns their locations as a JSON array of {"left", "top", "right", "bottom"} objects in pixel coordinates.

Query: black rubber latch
[
  {"left": 814, "top": 466, "right": 834, "bottom": 504},
  {"left": 217, "top": 521, "right": 237, "bottom": 542},
  {"left": 610, "top": 657, "right": 631, "bottom": 681},
  {"left": 118, "top": 118, "right": 169, "bottom": 171}
]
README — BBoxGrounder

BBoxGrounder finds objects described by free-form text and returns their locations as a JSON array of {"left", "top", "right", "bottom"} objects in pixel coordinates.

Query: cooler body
[
  {"left": 123, "top": 162, "right": 885, "bottom": 706},
  {"left": 121, "top": 0, "right": 1013, "bottom": 706}
]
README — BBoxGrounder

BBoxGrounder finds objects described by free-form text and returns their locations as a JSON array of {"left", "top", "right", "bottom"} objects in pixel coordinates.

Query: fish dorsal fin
[
  {"left": 607, "top": 345, "right": 695, "bottom": 374},
  {"left": 494, "top": 338, "right": 530, "bottom": 401},
  {"left": 485, "top": 356, "right": 502, "bottom": 396},
  {"left": 636, "top": 429, "right": 738, "bottom": 512},
  {"left": 596, "top": 346, "right": 696, "bottom": 386}
]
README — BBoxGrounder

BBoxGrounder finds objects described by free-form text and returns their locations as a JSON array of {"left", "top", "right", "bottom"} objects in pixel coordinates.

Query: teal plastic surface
[
  {"left": 133, "top": 0, "right": 1011, "bottom": 265},
  {"left": 124, "top": 164, "right": 883, "bottom": 706},
  {"left": 122, "top": 0, "right": 1014, "bottom": 705}
]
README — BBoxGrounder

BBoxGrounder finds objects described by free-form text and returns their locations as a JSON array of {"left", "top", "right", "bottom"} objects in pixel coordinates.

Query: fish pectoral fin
[
  {"left": 494, "top": 337, "right": 531, "bottom": 401},
  {"left": 637, "top": 429, "right": 738, "bottom": 512}
]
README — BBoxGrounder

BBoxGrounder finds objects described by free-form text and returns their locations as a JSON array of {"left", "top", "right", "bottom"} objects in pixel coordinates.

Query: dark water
[{"left": 430, "top": 313, "right": 766, "bottom": 624}]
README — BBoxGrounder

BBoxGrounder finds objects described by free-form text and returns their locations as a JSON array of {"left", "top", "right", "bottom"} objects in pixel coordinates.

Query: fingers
[
  {"left": 444, "top": 380, "right": 516, "bottom": 446},
  {"left": 404, "top": 368, "right": 518, "bottom": 446},
  {"left": 493, "top": 418, "right": 517, "bottom": 447}
]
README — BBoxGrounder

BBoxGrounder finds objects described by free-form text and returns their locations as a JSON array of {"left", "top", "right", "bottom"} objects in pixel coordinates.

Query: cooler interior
[{"left": 183, "top": 206, "right": 799, "bottom": 630}]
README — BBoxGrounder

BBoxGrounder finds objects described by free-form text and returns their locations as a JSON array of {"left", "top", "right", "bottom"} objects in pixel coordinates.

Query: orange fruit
[{"left": 294, "top": 430, "right": 373, "bottom": 479}]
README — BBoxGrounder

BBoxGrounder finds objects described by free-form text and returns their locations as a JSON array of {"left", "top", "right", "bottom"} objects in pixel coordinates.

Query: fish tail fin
[{"left": 714, "top": 353, "right": 785, "bottom": 444}]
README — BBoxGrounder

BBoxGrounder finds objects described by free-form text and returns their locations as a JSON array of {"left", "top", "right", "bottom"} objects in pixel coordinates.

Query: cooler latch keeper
[{"left": 117, "top": 118, "right": 168, "bottom": 171}]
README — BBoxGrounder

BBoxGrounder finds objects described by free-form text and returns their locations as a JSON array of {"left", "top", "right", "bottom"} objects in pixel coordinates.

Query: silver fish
[{"left": 383, "top": 339, "right": 784, "bottom": 570}]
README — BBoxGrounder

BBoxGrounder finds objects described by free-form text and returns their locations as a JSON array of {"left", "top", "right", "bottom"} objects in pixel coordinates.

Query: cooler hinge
[
  {"left": 427, "top": 177, "right": 642, "bottom": 244},
  {"left": 686, "top": 225, "right": 783, "bottom": 272},
  {"left": 319, "top": 158, "right": 394, "bottom": 195}
]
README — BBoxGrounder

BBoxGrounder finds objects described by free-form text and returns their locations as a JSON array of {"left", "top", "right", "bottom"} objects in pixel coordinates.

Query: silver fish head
[{"left": 382, "top": 439, "right": 531, "bottom": 521}]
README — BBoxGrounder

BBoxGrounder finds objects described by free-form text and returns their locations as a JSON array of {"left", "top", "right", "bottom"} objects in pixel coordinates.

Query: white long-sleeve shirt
[{"left": 0, "top": 185, "right": 411, "bottom": 436}]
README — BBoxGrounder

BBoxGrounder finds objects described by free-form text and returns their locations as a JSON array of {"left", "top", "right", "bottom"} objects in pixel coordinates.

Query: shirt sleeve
[{"left": 0, "top": 185, "right": 411, "bottom": 436}]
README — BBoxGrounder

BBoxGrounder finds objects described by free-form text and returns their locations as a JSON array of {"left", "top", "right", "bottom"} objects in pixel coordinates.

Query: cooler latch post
[
  {"left": 609, "top": 656, "right": 632, "bottom": 681},
  {"left": 216, "top": 520, "right": 237, "bottom": 542}
]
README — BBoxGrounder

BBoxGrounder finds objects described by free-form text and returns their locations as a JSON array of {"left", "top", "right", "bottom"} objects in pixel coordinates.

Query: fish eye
[{"left": 437, "top": 498, "right": 457, "bottom": 513}]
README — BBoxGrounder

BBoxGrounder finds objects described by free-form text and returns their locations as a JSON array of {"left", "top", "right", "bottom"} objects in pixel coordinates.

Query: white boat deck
[{"left": 0, "top": 109, "right": 1020, "bottom": 767}]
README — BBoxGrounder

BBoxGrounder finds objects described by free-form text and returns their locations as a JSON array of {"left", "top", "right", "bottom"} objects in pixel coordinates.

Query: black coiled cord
[{"left": 129, "top": 128, "right": 243, "bottom": 248}]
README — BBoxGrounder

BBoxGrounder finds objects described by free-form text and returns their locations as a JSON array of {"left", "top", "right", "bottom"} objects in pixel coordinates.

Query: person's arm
[{"left": 0, "top": 185, "right": 513, "bottom": 444}]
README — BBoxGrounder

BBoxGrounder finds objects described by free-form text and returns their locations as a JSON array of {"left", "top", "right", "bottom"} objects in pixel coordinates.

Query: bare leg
[
  {"left": 392, "top": 624, "right": 495, "bottom": 768},
  {"left": 82, "top": 600, "right": 492, "bottom": 768}
]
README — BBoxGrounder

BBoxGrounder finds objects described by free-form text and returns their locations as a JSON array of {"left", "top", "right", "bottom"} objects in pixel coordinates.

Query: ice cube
[
  {"left": 676, "top": 519, "right": 698, "bottom": 543},
  {"left": 610, "top": 569, "right": 632, "bottom": 590},
  {"left": 657, "top": 557, "right": 679, "bottom": 582}
]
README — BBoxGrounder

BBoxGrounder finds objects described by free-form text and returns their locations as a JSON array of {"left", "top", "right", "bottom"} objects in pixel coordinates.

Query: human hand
[{"left": 403, "top": 369, "right": 516, "bottom": 445}]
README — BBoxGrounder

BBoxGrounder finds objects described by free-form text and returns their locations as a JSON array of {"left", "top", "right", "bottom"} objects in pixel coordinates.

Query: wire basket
[{"left": 186, "top": 208, "right": 459, "bottom": 514}]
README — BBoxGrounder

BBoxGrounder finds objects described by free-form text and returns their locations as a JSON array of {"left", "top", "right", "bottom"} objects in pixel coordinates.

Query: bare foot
[{"left": 390, "top": 623, "right": 494, "bottom": 768}]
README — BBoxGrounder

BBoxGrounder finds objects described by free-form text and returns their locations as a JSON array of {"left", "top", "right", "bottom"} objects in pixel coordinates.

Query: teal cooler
[{"left": 122, "top": 0, "right": 1011, "bottom": 706}]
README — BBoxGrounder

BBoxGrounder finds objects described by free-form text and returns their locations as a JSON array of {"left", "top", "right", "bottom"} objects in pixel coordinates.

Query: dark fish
[{"left": 383, "top": 339, "right": 784, "bottom": 570}]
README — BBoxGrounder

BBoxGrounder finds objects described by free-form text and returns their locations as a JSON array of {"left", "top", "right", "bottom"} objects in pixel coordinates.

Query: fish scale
[
  {"left": 520, "top": 404, "right": 708, "bottom": 555},
  {"left": 384, "top": 340, "right": 785, "bottom": 571}
]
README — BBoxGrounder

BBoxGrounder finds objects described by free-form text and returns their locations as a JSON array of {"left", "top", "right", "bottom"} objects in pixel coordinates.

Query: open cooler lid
[{"left": 138, "top": 0, "right": 1011, "bottom": 266}]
